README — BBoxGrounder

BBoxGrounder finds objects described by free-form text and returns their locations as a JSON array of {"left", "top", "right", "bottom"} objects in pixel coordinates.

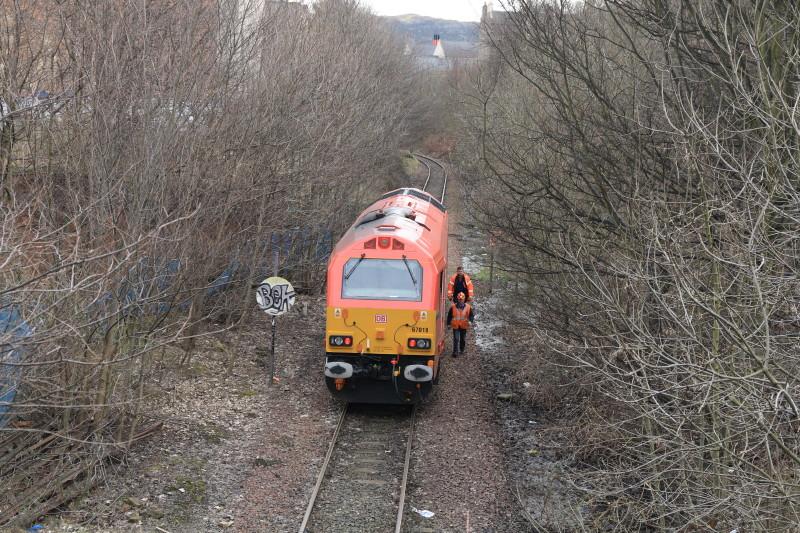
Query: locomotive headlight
[
  {"left": 329, "top": 335, "right": 353, "bottom": 347},
  {"left": 407, "top": 338, "right": 431, "bottom": 350}
]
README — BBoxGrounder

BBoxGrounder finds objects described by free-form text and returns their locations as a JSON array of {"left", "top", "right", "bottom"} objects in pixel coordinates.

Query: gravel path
[
  {"left": 454, "top": 180, "right": 586, "bottom": 530},
  {"left": 400, "top": 170, "right": 531, "bottom": 533}
]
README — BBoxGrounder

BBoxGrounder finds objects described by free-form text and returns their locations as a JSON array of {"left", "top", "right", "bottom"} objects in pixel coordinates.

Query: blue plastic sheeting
[
  {"left": 273, "top": 228, "right": 333, "bottom": 263},
  {"left": 88, "top": 258, "right": 187, "bottom": 320},
  {"left": 0, "top": 228, "right": 333, "bottom": 428},
  {"left": 88, "top": 228, "right": 332, "bottom": 320},
  {"left": 0, "top": 229, "right": 332, "bottom": 428},
  {"left": 120, "top": 258, "right": 188, "bottom": 315},
  {"left": 206, "top": 260, "right": 240, "bottom": 298},
  {"left": 122, "top": 257, "right": 182, "bottom": 303},
  {"left": 0, "top": 304, "right": 33, "bottom": 428},
  {"left": 316, "top": 231, "right": 333, "bottom": 261},
  {"left": 159, "top": 228, "right": 328, "bottom": 297}
]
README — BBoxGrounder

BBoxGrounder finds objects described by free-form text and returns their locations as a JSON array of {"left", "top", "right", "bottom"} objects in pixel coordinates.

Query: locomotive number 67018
[{"left": 323, "top": 188, "right": 448, "bottom": 404}]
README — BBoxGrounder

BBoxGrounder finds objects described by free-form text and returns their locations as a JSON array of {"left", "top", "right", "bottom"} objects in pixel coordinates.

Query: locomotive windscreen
[{"left": 341, "top": 258, "right": 423, "bottom": 301}]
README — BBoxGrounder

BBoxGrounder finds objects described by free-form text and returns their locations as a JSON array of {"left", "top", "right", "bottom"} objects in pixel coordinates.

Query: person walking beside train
[
  {"left": 446, "top": 292, "right": 474, "bottom": 357},
  {"left": 447, "top": 266, "right": 474, "bottom": 303}
]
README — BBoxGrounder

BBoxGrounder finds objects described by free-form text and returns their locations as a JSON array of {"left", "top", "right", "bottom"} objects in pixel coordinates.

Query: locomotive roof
[
  {"left": 378, "top": 188, "right": 446, "bottom": 212},
  {"left": 332, "top": 188, "right": 448, "bottom": 268}
]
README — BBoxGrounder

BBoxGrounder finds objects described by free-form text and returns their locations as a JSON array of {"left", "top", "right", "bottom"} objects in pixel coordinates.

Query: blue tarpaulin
[
  {"left": 0, "top": 227, "right": 333, "bottom": 427},
  {"left": 90, "top": 228, "right": 332, "bottom": 317},
  {"left": 0, "top": 305, "right": 32, "bottom": 428}
]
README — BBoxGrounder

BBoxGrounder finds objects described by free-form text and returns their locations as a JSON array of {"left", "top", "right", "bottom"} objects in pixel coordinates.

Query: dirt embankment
[{"left": 39, "top": 300, "right": 338, "bottom": 533}]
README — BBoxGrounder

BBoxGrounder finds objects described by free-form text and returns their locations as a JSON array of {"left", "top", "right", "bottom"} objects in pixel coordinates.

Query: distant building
[
  {"left": 479, "top": 1, "right": 510, "bottom": 61},
  {"left": 0, "top": 99, "right": 8, "bottom": 128},
  {"left": 261, "top": 0, "right": 309, "bottom": 22},
  {"left": 416, "top": 34, "right": 451, "bottom": 70}
]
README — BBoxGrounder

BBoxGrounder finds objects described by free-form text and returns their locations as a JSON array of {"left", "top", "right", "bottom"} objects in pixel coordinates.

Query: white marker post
[{"left": 255, "top": 276, "right": 296, "bottom": 386}]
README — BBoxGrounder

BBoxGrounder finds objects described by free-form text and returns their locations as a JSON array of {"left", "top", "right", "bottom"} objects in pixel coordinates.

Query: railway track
[
  {"left": 299, "top": 404, "right": 418, "bottom": 533},
  {"left": 298, "top": 155, "right": 446, "bottom": 532},
  {"left": 413, "top": 153, "right": 447, "bottom": 205}
]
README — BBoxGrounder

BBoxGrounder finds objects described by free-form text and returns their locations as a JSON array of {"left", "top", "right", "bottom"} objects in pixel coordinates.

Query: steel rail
[
  {"left": 418, "top": 156, "right": 432, "bottom": 192},
  {"left": 413, "top": 153, "right": 447, "bottom": 205},
  {"left": 394, "top": 405, "right": 417, "bottom": 533},
  {"left": 436, "top": 156, "right": 448, "bottom": 204},
  {"left": 298, "top": 404, "right": 349, "bottom": 533}
]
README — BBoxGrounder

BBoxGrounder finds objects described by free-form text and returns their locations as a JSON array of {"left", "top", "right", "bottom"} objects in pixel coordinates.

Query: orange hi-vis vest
[
  {"left": 448, "top": 273, "right": 474, "bottom": 300},
  {"left": 450, "top": 303, "right": 472, "bottom": 330}
]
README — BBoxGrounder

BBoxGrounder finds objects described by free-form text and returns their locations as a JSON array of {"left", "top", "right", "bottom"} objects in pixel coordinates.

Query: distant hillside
[
  {"left": 383, "top": 14, "right": 479, "bottom": 43},
  {"left": 382, "top": 14, "right": 479, "bottom": 58}
]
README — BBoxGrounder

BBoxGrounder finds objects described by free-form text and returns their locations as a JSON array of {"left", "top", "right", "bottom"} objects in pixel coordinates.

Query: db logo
[{"left": 375, "top": 314, "right": 387, "bottom": 324}]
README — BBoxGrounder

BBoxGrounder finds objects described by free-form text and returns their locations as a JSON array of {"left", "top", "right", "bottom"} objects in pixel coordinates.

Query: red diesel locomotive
[{"left": 323, "top": 188, "right": 448, "bottom": 403}]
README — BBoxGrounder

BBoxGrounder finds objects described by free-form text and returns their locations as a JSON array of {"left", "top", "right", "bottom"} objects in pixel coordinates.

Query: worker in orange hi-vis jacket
[
  {"left": 446, "top": 292, "right": 474, "bottom": 357},
  {"left": 447, "top": 265, "right": 474, "bottom": 303}
]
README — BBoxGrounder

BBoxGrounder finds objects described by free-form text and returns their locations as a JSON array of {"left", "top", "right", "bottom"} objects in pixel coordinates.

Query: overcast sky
[{"left": 357, "top": 0, "right": 494, "bottom": 22}]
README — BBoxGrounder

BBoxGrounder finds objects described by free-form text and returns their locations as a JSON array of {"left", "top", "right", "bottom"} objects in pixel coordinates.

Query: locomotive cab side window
[{"left": 342, "top": 258, "right": 423, "bottom": 301}]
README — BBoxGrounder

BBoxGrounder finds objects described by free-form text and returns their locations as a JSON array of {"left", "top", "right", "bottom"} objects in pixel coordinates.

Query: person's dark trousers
[{"left": 452, "top": 328, "right": 467, "bottom": 356}]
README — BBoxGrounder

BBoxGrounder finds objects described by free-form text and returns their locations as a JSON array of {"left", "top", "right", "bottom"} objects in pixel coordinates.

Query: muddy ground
[{"left": 31, "top": 165, "right": 583, "bottom": 533}]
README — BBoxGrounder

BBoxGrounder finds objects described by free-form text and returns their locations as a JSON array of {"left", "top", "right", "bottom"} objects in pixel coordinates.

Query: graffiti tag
[{"left": 255, "top": 277, "right": 296, "bottom": 316}]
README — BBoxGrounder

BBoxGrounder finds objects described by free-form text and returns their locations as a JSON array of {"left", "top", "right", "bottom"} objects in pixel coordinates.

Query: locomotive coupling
[
  {"left": 325, "top": 361, "right": 354, "bottom": 379},
  {"left": 403, "top": 364, "right": 433, "bottom": 382}
]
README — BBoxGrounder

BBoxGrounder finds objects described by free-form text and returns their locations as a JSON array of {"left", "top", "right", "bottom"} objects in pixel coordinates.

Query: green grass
[
  {"left": 254, "top": 457, "right": 282, "bottom": 467},
  {"left": 401, "top": 153, "right": 419, "bottom": 176},
  {"left": 198, "top": 422, "right": 229, "bottom": 444},
  {"left": 167, "top": 476, "right": 207, "bottom": 504}
]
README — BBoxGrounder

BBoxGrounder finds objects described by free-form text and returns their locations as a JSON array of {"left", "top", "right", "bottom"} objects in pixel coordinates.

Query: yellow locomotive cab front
[{"left": 325, "top": 307, "right": 436, "bottom": 356}]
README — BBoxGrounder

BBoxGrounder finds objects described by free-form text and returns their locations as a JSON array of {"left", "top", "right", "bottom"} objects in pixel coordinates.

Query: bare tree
[
  {"left": 0, "top": 0, "right": 424, "bottom": 525},
  {"left": 457, "top": 0, "right": 800, "bottom": 530}
]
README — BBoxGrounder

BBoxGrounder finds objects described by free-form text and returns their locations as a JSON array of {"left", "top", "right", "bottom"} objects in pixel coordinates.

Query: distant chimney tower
[
  {"left": 432, "top": 34, "right": 445, "bottom": 59},
  {"left": 483, "top": 1, "right": 493, "bottom": 20}
]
